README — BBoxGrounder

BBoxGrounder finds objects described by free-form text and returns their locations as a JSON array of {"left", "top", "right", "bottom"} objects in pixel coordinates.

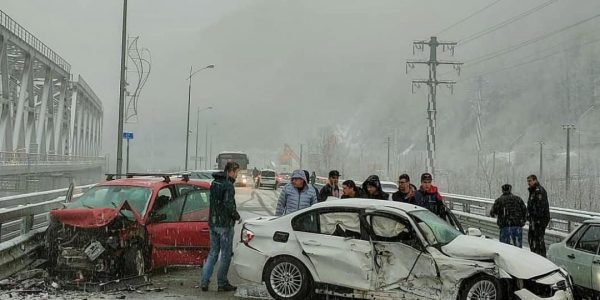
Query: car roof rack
[{"left": 105, "top": 172, "right": 191, "bottom": 183}]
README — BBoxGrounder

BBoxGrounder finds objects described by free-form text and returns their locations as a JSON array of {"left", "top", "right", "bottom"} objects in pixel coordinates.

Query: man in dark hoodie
[
  {"left": 319, "top": 170, "right": 341, "bottom": 201},
  {"left": 490, "top": 184, "right": 527, "bottom": 248},
  {"left": 201, "top": 162, "right": 240, "bottom": 292},
  {"left": 362, "top": 175, "right": 389, "bottom": 200},
  {"left": 415, "top": 173, "right": 446, "bottom": 218}
]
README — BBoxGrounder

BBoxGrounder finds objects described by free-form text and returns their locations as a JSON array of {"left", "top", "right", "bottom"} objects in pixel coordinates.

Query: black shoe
[
  {"left": 201, "top": 285, "right": 208, "bottom": 292},
  {"left": 217, "top": 284, "right": 237, "bottom": 292}
]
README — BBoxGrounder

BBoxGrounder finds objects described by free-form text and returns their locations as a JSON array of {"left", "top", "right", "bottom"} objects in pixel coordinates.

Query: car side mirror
[
  {"left": 467, "top": 227, "right": 482, "bottom": 237},
  {"left": 149, "top": 213, "right": 167, "bottom": 223}
]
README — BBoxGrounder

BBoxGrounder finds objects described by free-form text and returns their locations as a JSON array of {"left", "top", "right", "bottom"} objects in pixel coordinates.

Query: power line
[
  {"left": 465, "top": 13, "right": 600, "bottom": 67},
  {"left": 459, "top": 0, "right": 559, "bottom": 46},
  {"left": 437, "top": 0, "right": 504, "bottom": 35}
]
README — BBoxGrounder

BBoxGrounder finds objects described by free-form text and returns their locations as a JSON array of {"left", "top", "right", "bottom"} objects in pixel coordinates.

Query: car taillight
[{"left": 242, "top": 228, "right": 255, "bottom": 245}]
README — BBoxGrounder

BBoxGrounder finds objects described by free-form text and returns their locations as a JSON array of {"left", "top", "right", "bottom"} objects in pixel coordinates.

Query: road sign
[{"left": 123, "top": 132, "right": 134, "bottom": 140}]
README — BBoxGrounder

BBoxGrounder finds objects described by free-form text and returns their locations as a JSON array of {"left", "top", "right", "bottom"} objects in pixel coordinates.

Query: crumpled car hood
[
  {"left": 49, "top": 201, "right": 143, "bottom": 228},
  {"left": 441, "top": 235, "right": 558, "bottom": 279}
]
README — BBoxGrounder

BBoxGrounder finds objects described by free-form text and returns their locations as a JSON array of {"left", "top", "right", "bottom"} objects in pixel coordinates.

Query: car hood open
[
  {"left": 49, "top": 201, "right": 143, "bottom": 228},
  {"left": 441, "top": 235, "right": 559, "bottom": 279}
]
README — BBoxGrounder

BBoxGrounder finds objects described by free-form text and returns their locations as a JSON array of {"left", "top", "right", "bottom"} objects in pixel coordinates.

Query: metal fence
[
  {"left": 0, "top": 9, "right": 71, "bottom": 72},
  {"left": 0, "top": 151, "right": 105, "bottom": 166}
]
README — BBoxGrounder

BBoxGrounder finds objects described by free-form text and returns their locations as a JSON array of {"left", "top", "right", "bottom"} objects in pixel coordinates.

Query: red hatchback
[{"left": 46, "top": 174, "right": 212, "bottom": 280}]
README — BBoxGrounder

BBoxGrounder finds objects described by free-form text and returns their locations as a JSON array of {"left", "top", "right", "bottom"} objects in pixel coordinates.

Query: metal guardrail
[
  {"left": 0, "top": 10, "right": 71, "bottom": 72},
  {"left": 0, "top": 151, "right": 105, "bottom": 166}
]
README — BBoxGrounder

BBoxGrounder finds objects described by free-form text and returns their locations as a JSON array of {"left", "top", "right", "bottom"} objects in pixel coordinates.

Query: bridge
[{"left": 0, "top": 10, "right": 104, "bottom": 195}]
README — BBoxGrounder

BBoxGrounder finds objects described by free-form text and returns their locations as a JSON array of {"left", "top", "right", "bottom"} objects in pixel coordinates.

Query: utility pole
[
  {"left": 116, "top": 0, "right": 128, "bottom": 178},
  {"left": 204, "top": 122, "right": 208, "bottom": 169},
  {"left": 407, "top": 36, "right": 462, "bottom": 178},
  {"left": 194, "top": 107, "right": 200, "bottom": 170},
  {"left": 386, "top": 137, "right": 391, "bottom": 179},
  {"left": 563, "top": 124, "right": 576, "bottom": 193},
  {"left": 538, "top": 141, "right": 544, "bottom": 184}
]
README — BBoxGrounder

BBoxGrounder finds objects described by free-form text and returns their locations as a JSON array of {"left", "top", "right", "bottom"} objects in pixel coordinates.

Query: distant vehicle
[
  {"left": 190, "top": 170, "right": 220, "bottom": 183},
  {"left": 45, "top": 174, "right": 211, "bottom": 280},
  {"left": 548, "top": 219, "right": 600, "bottom": 298},
  {"left": 216, "top": 151, "right": 250, "bottom": 187},
  {"left": 380, "top": 180, "right": 399, "bottom": 194},
  {"left": 257, "top": 169, "right": 277, "bottom": 190},
  {"left": 277, "top": 172, "right": 291, "bottom": 187},
  {"left": 233, "top": 199, "right": 573, "bottom": 300}
]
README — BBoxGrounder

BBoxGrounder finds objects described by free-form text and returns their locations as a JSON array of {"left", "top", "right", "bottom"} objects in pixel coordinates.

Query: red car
[{"left": 45, "top": 174, "right": 211, "bottom": 280}]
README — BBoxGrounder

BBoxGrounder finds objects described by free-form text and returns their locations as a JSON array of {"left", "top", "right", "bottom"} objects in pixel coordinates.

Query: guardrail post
[
  {"left": 465, "top": 203, "right": 471, "bottom": 213},
  {"left": 567, "top": 220, "right": 572, "bottom": 233},
  {"left": 21, "top": 215, "right": 34, "bottom": 234}
]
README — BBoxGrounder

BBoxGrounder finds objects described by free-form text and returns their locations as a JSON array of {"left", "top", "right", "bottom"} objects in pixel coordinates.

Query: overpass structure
[{"left": 0, "top": 10, "right": 104, "bottom": 193}]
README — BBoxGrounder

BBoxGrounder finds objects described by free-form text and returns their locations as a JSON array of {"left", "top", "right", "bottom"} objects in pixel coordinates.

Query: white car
[
  {"left": 548, "top": 219, "right": 600, "bottom": 299},
  {"left": 233, "top": 199, "right": 573, "bottom": 300},
  {"left": 257, "top": 169, "right": 277, "bottom": 190}
]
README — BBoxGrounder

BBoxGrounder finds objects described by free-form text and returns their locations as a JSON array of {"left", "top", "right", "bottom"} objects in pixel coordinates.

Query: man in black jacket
[
  {"left": 362, "top": 175, "right": 389, "bottom": 200},
  {"left": 392, "top": 174, "right": 416, "bottom": 203},
  {"left": 319, "top": 170, "right": 340, "bottom": 201},
  {"left": 490, "top": 184, "right": 527, "bottom": 248},
  {"left": 526, "top": 175, "right": 550, "bottom": 257}
]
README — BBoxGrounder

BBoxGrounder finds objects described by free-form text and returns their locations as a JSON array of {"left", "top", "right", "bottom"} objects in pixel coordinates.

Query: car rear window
[{"left": 261, "top": 171, "right": 275, "bottom": 177}]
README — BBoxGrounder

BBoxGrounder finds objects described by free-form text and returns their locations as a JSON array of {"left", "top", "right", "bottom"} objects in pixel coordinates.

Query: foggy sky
[{"left": 3, "top": 0, "right": 600, "bottom": 174}]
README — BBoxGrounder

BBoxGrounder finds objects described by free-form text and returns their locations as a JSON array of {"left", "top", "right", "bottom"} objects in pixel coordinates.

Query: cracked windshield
[{"left": 2, "top": 1, "right": 600, "bottom": 300}]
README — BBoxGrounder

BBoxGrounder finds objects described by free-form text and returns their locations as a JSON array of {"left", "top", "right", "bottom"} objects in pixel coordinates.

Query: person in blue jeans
[
  {"left": 490, "top": 184, "right": 527, "bottom": 247},
  {"left": 201, "top": 162, "right": 241, "bottom": 292}
]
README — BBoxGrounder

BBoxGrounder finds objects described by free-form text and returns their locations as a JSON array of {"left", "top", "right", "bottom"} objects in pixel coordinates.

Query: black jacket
[
  {"left": 490, "top": 192, "right": 527, "bottom": 228},
  {"left": 362, "top": 175, "right": 389, "bottom": 200},
  {"left": 319, "top": 183, "right": 340, "bottom": 201},
  {"left": 208, "top": 172, "right": 240, "bottom": 227},
  {"left": 527, "top": 184, "right": 550, "bottom": 229},
  {"left": 341, "top": 187, "right": 366, "bottom": 199},
  {"left": 392, "top": 184, "right": 417, "bottom": 204}
]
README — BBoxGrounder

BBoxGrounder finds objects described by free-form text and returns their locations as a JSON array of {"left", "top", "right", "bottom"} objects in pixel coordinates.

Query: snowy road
[{"left": 0, "top": 186, "right": 280, "bottom": 300}]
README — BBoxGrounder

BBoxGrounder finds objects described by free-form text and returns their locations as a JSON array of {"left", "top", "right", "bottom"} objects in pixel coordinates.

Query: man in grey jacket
[{"left": 275, "top": 170, "right": 318, "bottom": 216}]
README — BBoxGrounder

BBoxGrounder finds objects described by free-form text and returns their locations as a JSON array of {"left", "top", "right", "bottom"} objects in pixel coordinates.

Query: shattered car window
[
  {"left": 69, "top": 186, "right": 152, "bottom": 215},
  {"left": 319, "top": 212, "right": 361, "bottom": 238},
  {"left": 410, "top": 210, "right": 461, "bottom": 246}
]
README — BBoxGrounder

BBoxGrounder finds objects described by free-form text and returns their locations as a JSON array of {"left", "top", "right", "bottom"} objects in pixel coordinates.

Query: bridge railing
[
  {"left": 0, "top": 10, "right": 71, "bottom": 72},
  {"left": 0, "top": 151, "right": 105, "bottom": 166}
]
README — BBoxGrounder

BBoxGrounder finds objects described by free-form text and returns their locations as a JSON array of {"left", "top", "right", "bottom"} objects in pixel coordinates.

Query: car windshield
[
  {"left": 68, "top": 186, "right": 152, "bottom": 216},
  {"left": 409, "top": 210, "right": 462, "bottom": 246},
  {"left": 191, "top": 171, "right": 213, "bottom": 180},
  {"left": 261, "top": 171, "right": 275, "bottom": 177}
]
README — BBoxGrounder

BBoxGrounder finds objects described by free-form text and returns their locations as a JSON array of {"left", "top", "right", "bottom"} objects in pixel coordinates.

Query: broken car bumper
[{"left": 514, "top": 289, "right": 574, "bottom": 300}]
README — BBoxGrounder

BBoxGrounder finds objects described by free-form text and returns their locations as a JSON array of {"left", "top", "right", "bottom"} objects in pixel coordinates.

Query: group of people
[
  {"left": 200, "top": 162, "right": 551, "bottom": 292},
  {"left": 275, "top": 169, "right": 447, "bottom": 219},
  {"left": 490, "top": 174, "right": 550, "bottom": 257}
]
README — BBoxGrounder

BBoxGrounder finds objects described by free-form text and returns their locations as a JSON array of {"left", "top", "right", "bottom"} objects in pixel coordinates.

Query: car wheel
[
  {"left": 123, "top": 245, "right": 146, "bottom": 276},
  {"left": 265, "top": 256, "right": 313, "bottom": 300},
  {"left": 459, "top": 274, "right": 503, "bottom": 300}
]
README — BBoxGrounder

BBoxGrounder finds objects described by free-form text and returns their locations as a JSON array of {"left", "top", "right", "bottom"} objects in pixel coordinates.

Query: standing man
[
  {"left": 415, "top": 173, "right": 446, "bottom": 218},
  {"left": 341, "top": 180, "right": 365, "bottom": 199},
  {"left": 252, "top": 167, "right": 259, "bottom": 188},
  {"left": 319, "top": 170, "right": 341, "bottom": 201},
  {"left": 275, "top": 170, "right": 318, "bottom": 216},
  {"left": 362, "top": 175, "right": 389, "bottom": 200},
  {"left": 201, "top": 162, "right": 240, "bottom": 292},
  {"left": 392, "top": 174, "right": 417, "bottom": 203},
  {"left": 304, "top": 170, "right": 321, "bottom": 202},
  {"left": 490, "top": 184, "right": 527, "bottom": 248},
  {"left": 526, "top": 175, "right": 550, "bottom": 257}
]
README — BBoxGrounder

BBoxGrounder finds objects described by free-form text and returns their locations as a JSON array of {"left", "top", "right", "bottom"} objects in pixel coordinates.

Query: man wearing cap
[
  {"left": 275, "top": 170, "right": 318, "bottom": 216},
  {"left": 490, "top": 184, "right": 527, "bottom": 248},
  {"left": 415, "top": 173, "right": 445, "bottom": 218},
  {"left": 319, "top": 170, "right": 341, "bottom": 202}
]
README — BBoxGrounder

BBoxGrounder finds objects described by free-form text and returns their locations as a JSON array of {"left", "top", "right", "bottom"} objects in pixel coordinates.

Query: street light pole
[
  {"left": 116, "top": 0, "right": 128, "bottom": 178},
  {"left": 184, "top": 64, "right": 214, "bottom": 170},
  {"left": 195, "top": 107, "right": 200, "bottom": 170}
]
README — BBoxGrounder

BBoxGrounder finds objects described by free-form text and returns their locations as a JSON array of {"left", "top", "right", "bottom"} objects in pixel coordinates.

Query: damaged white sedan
[{"left": 232, "top": 199, "right": 573, "bottom": 300}]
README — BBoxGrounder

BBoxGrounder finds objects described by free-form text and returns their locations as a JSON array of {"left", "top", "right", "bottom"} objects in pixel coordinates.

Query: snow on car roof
[{"left": 312, "top": 198, "right": 426, "bottom": 213}]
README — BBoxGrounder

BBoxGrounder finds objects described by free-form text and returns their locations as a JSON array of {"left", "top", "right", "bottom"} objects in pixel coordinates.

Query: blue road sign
[{"left": 123, "top": 132, "right": 134, "bottom": 140}]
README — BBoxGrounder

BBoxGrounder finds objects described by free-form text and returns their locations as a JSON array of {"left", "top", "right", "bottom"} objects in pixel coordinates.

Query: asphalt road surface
[{"left": 0, "top": 186, "right": 280, "bottom": 300}]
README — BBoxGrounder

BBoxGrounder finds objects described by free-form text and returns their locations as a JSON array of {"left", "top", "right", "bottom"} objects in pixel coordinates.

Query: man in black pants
[{"left": 526, "top": 174, "right": 550, "bottom": 257}]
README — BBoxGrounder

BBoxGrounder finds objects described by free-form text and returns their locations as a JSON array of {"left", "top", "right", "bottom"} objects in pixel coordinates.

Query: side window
[
  {"left": 176, "top": 184, "right": 201, "bottom": 197},
  {"left": 566, "top": 225, "right": 588, "bottom": 248},
  {"left": 181, "top": 190, "right": 210, "bottom": 221},
  {"left": 319, "top": 211, "right": 362, "bottom": 239},
  {"left": 292, "top": 212, "right": 319, "bottom": 233},
  {"left": 367, "top": 214, "right": 417, "bottom": 246},
  {"left": 575, "top": 226, "right": 600, "bottom": 254},
  {"left": 154, "top": 187, "right": 173, "bottom": 211}
]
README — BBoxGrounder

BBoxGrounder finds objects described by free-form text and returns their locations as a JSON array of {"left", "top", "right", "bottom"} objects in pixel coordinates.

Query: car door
[
  {"left": 293, "top": 209, "right": 374, "bottom": 291},
  {"left": 557, "top": 224, "right": 599, "bottom": 290},
  {"left": 365, "top": 212, "right": 440, "bottom": 294},
  {"left": 146, "top": 184, "right": 210, "bottom": 268}
]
